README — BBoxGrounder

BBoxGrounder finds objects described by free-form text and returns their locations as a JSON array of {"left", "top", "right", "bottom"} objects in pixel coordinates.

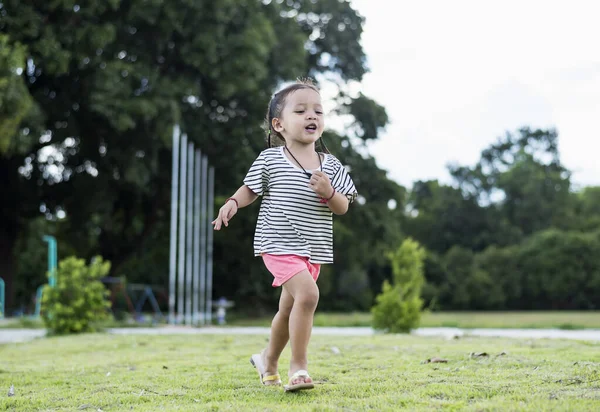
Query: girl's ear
[{"left": 272, "top": 117, "right": 283, "bottom": 132}]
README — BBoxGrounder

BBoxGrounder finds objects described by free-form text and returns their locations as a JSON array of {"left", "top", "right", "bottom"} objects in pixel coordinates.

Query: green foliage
[
  {"left": 343, "top": 93, "right": 389, "bottom": 141},
  {"left": 41, "top": 256, "right": 112, "bottom": 335},
  {"left": 371, "top": 281, "right": 422, "bottom": 333},
  {"left": 334, "top": 268, "right": 373, "bottom": 311},
  {"left": 440, "top": 246, "right": 474, "bottom": 309},
  {"left": 513, "top": 229, "right": 600, "bottom": 310},
  {"left": 404, "top": 180, "right": 518, "bottom": 254},
  {"left": 567, "top": 187, "right": 600, "bottom": 232},
  {"left": 12, "top": 217, "right": 81, "bottom": 310},
  {"left": 372, "top": 238, "right": 425, "bottom": 333},
  {"left": 3, "top": 0, "right": 600, "bottom": 315},
  {"left": 407, "top": 127, "right": 600, "bottom": 311},
  {"left": 0, "top": 0, "right": 401, "bottom": 313},
  {"left": 0, "top": 34, "right": 37, "bottom": 154},
  {"left": 473, "top": 246, "right": 515, "bottom": 309},
  {"left": 449, "top": 127, "right": 572, "bottom": 236},
  {"left": 425, "top": 230, "right": 600, "bottom": 311},
  {"left": 13, "top": 219, "right": 56, "bottom": 308}
]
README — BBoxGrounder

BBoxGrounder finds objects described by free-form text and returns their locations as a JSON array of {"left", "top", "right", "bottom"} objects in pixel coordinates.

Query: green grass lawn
[
  {"left": 419, "top": 311, "right": 600, "bottom": 330},
  {"left": 1, "top": 332, "right": 599, "bottom": 411},
  {"left": 228, "top": 311, "right": 600, "bottom": 330}
]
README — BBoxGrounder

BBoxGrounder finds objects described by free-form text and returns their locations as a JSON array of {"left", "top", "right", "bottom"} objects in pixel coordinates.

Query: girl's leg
[
  {"left": 281, "top": 270, "right": 319, "bottom": 384},
  {"left": 262, "top": 288, "right": 294, "bottom": 382}
]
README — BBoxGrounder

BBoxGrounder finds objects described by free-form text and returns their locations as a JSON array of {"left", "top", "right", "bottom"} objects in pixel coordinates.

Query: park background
[{"left": 1, "top": 0, "right": 600, "bottom": 325}]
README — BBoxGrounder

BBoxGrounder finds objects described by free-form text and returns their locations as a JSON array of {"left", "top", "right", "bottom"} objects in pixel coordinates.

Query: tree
[
  {"left": 1, "top": 0, "right": 403, "bottom": 312},
  {"left": 423, "top": 230, "right": 600, "bottom": 311},
  {"left": 568, "top": 187, "right": 600, "bottom": 232},
  {"left": 0, "top": 33, "right": 44, "bottom": 307},
  {"left": 372, "top": 238, "right": 425, "bottom": 333},
  {"left": 515, "top": 229, "right": 600, "bottom": 310},
  {"left": 41, "top": 256, "right": 112, "bottom": 334},
  {"left": 404, "top": 180, "right": 502, "bottom": 254},
  {"left": 0, "top": 35, "right": 36, "bottom": 151},
  {"left": 449, "top": 127, "right": 572, "bottom": 236}
]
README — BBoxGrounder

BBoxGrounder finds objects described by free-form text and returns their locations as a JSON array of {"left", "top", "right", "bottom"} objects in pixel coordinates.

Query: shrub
[
  {"left": 371, "top": 238, "right": 425, "bottom": 333},
  {"left": 41, "top": 256, "right": 112, "bottom": 335}
]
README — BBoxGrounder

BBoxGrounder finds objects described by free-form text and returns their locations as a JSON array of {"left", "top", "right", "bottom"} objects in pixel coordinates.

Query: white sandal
[
  {"left": 284, "top": 369, "right": 314, "bottom": 392},
  {"left": 250, "top": 350, "right": 281, "bottom": 386}
]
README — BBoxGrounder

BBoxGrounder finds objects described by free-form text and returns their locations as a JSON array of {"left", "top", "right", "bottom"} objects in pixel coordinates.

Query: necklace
[{"left": 284, "top": 146, "right": 322, "bottom": 178}]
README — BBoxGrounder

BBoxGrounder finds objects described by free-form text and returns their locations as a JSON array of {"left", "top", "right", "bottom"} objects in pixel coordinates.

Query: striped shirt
[{"left": 243, "top": 146, "right": 358, "bottom": 264}]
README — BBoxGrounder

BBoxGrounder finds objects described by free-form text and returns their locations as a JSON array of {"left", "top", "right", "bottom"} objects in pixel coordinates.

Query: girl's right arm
[{"left": 211, "top": 185, "right": 258, "bottom": 230}]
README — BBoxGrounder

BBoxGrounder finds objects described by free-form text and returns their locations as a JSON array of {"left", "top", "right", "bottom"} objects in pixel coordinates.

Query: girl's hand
[
  {"left": 309, "top": 171, "right": 334, "bottom": 199},
  {"left": 212, "top": 199, "right": 238, "bottom": 230}
]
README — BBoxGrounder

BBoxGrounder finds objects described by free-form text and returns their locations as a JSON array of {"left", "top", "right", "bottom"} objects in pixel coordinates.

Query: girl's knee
[
  {"left": 296, "top": 288, "right": 319, "bottom": 311},
  {"left": 282, "top": 271, "right": 320, "bottom": 311}
]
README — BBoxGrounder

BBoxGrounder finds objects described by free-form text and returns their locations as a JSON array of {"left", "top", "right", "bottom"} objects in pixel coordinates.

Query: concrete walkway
[{"left": 2, "top": 326, "right": 600, "bottom": 344}]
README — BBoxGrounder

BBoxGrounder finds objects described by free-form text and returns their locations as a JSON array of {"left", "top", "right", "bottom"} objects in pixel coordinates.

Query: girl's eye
[
  {"left": 294, "top": 111, "right": 305, "bottom": 114},
  {"left": 316, "top": 111, "right": 323, "bottom": 115}
]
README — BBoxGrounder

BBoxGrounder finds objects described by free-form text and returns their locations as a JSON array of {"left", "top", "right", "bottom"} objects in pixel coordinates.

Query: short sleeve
[
  {"left": 243, "top": 151, "right": 269, "bottom": 196},
  {"left": 330, "top": 157, "right": 358, "bottom": 204}
]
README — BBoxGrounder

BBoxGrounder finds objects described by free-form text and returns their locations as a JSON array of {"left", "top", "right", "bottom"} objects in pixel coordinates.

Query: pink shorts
[{"left": 262, "top": 254, "right": 321, "bottom": 287}]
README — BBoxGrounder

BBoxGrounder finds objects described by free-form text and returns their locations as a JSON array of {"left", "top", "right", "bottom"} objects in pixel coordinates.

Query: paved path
[{"left": 2, "top": 326, "right": 600, "bottom": 344}]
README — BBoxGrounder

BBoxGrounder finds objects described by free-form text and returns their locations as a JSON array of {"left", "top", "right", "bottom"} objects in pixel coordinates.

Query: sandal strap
[
  {"left": 289, "top": 369, "right": 310, "bottom": 379},
  {"left": 262, "top": 374, "right": 280, "bottom": 382}
]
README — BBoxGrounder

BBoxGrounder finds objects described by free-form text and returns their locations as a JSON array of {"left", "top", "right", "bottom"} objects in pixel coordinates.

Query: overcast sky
[{"left": 347, "top": 0, "right": 600, "bottom": 190}]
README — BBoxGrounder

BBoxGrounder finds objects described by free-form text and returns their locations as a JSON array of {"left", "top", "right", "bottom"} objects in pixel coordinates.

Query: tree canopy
[
  {"left": 0, "top": 0, "right": 403, "bottom": 312},
  {"left": 2, "top": 1, "right": 598, "bottom": 314}
]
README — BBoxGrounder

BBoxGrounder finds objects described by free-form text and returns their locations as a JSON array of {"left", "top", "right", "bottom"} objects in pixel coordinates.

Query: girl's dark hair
[{"left": 265, "top": 78, "right": 330, "bottom": 153}]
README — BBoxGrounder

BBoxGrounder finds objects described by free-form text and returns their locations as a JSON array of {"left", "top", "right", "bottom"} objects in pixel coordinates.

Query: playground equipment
[
  {"left": 102, "top": 277, "right": 166, "bottom": 322},
  {"left": 0, "top": 277, "right": 5, "bottom": 319},
  {"left": 103, "top": 277, "right": 136, "bottom": 318},
  {"left": 34, "top": 235, "right": 58, "bottom": 317},
  {"left": 130, "top": 284, "right": 165, "bottom": 322},
  {"left": 168, "top": 125, "right": 215, "bottom": 326},
  {"left": 44, "top": 236, "right": 57, "bottom": 287}
]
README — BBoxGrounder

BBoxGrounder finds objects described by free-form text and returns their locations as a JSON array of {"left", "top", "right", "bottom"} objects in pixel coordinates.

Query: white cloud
[{"left": 350, "top": 0, "right": 600, "bottom": 189}]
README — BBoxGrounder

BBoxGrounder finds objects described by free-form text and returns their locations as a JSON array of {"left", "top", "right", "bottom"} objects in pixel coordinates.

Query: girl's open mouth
[{"left": 305, "top": 124, "right": 317, "bottom": 133}]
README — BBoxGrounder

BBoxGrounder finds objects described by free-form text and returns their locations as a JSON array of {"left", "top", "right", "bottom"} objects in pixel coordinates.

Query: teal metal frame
[
  {"left": 44, "top": 235, "right": 58, "bottom": 287},
  {"left": 34, "top": 235, "right": 58, "bottom": 317}
]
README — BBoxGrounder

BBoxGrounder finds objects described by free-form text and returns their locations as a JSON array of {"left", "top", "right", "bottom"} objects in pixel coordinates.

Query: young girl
[{"left": 212, "top": 79, "right": 357, "bottom": 392}]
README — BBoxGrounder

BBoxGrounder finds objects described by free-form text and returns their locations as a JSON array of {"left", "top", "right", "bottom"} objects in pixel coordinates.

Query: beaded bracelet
[
  {"left": 319, "top": 188, "right": 336, "bottom": 204},
  {"left": 226, "top": 197, "right": 239, "bottom": 208}
]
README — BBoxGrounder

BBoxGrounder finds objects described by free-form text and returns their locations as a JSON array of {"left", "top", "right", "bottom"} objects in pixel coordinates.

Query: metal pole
[
  {"left": 51, "top": 241, "right": 56, "bottom": 284},
  {"left": 199, "top": 155, "right": 208, "bottom": 325},
  {"left": 43, "top": 236, "right": 57, "bottom": 287},
  {"left": 206, "top": 166, "right": 215, "bottom": 324},
  {"left": 185, "top": 142, "right": 194, "bottom": 325},
  {"left": 168, "top": 125, "right": 180, "bottom": 325},
  {"left": 177, "top": 134, "right": 188, "bottom": 324},
  {"left": 192, "top": 150, "right": 201, "bottom": 326}
]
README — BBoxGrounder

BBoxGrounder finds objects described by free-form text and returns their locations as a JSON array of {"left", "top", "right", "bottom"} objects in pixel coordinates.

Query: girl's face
[{"left": 272, "top": 88, "right": 324, "bottom": 146}]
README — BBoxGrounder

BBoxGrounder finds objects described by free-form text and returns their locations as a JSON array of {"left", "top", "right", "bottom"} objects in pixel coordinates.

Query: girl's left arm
[{"left": 326, "top": 191, "right": 349, "bottom": 215}]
